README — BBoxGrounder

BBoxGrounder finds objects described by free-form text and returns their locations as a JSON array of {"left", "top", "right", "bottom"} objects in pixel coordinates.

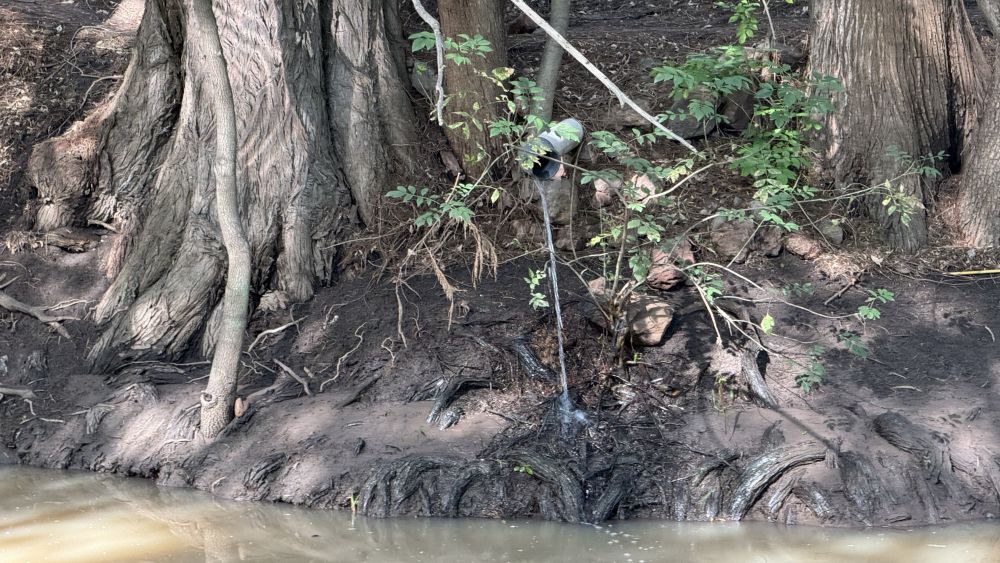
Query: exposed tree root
[
  {"left": 358, "top": 455, "right": 462, "bottom": 518},
  {"left": 243, "top": 452, "right": 287, "bottom": 501},
  {"left": 0, "top": 290, "right": 75, "bottom": 338},
  {"left": 726, "top": 442, "right": 827, "bottom": 520},
  {"left": 509, "top": 450, "right": 585, "bottom": 522},
  {"left": 837, "top": 450, "right": 894, "bottom": 524},
  {"left": 422, "top": 375, "right": 492, "bottom": 425},
  {"left": 509, "top": 337, "right": 556, "bottom": 382}
]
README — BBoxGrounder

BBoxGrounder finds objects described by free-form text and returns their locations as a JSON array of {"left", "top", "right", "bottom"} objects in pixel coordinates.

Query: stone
[
  {"left": 605, "top": 97, "right": 654, "bottom": 129},
  {"left": 627, "top": 296, "right": 674, "bottom": 346},
  {"left": 784, "top": 233, "right": 823, "bottom": 260},
  {"left": 647, "top": 239, "right": 695, "bottom": 291},
  {"left": 719, "top": 89, "right": 755, "bottom": 133},
  {"left": 592, "top": 177, "right": 621, "bottom": 208},
  {"left": 817, "top": 219, "right": 845, "bottom": 245},
  {"left": 585, "top": 278, "right": 674, "bottom": 347},
  {"left": 710, "top": 219, "right": 756, "bottom": 262},
  {"left": 664, "top": 86, "right": 720, "bottom": 139}
]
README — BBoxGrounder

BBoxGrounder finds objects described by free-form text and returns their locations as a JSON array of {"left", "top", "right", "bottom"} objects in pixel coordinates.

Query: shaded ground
[{"left": 2, "top": 0, "right": 1000, "bottom": 529}]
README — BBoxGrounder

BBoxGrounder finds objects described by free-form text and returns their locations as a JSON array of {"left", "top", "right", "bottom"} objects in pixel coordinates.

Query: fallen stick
[
  {"left": 274, "top": 359, "right": 311, "bottom": 396},
  {"left": 0, "top": 290, "right": 75, "bottom": 338},
  {"left": 0, "top": 386, "right": 37, "bottom": 400}
]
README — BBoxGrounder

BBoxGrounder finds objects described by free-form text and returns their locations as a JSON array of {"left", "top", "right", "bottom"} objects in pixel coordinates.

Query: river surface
[{"left": 1, "top": 466, "right": 999, "bottom": 562}]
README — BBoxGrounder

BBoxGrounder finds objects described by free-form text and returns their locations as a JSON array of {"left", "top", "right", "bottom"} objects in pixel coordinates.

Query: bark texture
[
  {"left": 27, "top": 0, "right": 419, "bottom": 372},
  {"left": 328, "top": 0, "right": 420, "bottom": 224},
  {"left": 189, "top": 0, "right": 249, "bottom": 438},
  {"left": 532, "top": 0, "right": 571, "bottom": 122},
  {"left": 809, "top": 0, "right": 986, "bottom": 251},
  {"left": 976, "top": 0, "right": 1000, "bottom": 36},
  {"left": 438, "top": 0, "right": 508, "bottom": 177},
  {"left": 958, "top": 53, "right": 1000, "bottom": 245}
]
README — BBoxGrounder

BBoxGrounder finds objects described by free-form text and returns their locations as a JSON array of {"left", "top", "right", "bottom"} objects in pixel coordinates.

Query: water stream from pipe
[{"left": 534, "top": 178, "right": 586, "bottom": 427}]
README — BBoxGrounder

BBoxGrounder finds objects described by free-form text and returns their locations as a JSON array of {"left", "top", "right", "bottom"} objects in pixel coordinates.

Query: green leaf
[
  {"left": 760, "top": 313, "right": 775, "bottom": 334},
  {"left": 409, "top": 31, "right": 436, "bottom": 53}
]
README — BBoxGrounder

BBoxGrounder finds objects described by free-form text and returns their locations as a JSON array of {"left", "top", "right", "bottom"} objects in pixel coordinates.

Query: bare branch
[
  {"left": 411, "top": 0, "right": 447, "bottom": 125},
  {"left": 509, "top": 0, "right": 698, "bottom": 152}
]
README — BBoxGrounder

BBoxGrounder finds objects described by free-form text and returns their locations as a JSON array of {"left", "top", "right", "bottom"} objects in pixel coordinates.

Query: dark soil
[{"left": 3, "top": 0, "right": 1000, "bottom": 529}]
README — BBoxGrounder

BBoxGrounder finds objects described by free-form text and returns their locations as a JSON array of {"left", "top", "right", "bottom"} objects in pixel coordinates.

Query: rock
[
  {"left": 664, "top": 86, "right": 720, "bottom": 139},
  {"left": 817, "top": 219, "right": 845, "bottom": 245},
  {"left": 511, "top": 219, "right": 543, "bottom": 244},
  {"left": 710, "top": 219, "right": 756, "bottom": 262},
  {"left": 508, "top": 13, "right": 538, "bottom": 35},
  {"left": 586, "top": 279, "right": 674, "bottom": 346},
  {"left": 592, "top": 178, "right": 621, "bottom": 208},
  {"left": 647, "top": 238, "right": 695, "bottom": 291},
  {"left": 605, "top": 97, "right": 653, "bottom": 129},
  {"left": 521, "top": 164, "right": 577, "bottom": 224},
  {"left": 784, "top": 233, "right": 823, "bottom": 260},
  {"left": 719, "top": 89, "right": 755, "bottom": 133},
  {"left": 627, "top": 296, "right": 674, "bottom": 346},
  {"left": 555, "top": 228, "right": 584, "bottom": 251}
]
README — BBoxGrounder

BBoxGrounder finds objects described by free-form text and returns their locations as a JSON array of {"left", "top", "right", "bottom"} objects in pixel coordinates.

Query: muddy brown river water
[{"left": 1, "top": 466, "right": 999, "bottom": 562}]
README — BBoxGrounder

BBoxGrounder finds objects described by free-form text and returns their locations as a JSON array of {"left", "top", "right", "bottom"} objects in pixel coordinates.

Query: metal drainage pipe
[{"left": 522, "top": 118, "right": 585, "bottom": 180}]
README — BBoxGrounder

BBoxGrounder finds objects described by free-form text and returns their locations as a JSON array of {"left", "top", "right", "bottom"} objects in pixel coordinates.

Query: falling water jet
[{"left": 523, "top": 118, "right": 587, "bottom": 428}]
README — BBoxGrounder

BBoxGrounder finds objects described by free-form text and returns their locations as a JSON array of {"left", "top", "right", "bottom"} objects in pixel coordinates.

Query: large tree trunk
[
  {"left": 809, "top": 0, "right": 986, "bottom": 251},
  {"left": 25, "top": 0, "right": 420, "bottom": 372},
  {"left": 438, "top": 0, "right": 507, "bottom": 177},
  {"left": 958, "top": 53, "right": 1000, "bottom": 245}
]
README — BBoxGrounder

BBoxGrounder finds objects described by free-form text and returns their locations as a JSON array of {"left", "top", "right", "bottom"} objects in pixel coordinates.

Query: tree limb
[
  {"left": 411, "top": 0, "right": 447, "bottom": 125},
  {"left": 509, "top": 0, "right": 698, "bottom": 152}
]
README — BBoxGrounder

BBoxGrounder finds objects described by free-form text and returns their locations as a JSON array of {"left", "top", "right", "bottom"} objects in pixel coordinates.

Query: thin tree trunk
[
  {"left": 438, "top": 0, "right": 507, "bottom": 177},
  {"left": 809, "top": 0, "right": 986, "bottom": 252},
  {"left": 532, "top": 0, "right": 571, "bottom": 122},
  {"left": 189, "top": 0, "right": 249, "bottom": 438}
]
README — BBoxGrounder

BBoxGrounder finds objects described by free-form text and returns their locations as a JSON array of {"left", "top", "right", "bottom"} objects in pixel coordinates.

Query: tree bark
[
  {"left": 532, "top": 0, "right": 571, "bottom": 123},
  {"left": 189, "top": 0, "right": 249, "bottom": 438},
  {"left": 809, "top": 0, "right": 986, "bottom": 251},
  {"left": 438, "top": 0, "right": 508, "bottom": 177},
  {"left": 958, "top": 53, "right": 1000, "bottom": 246},
  {"left": 25, "top": 0, "right": 420, "bottom": 372},
  {"left": 976, "top": 0, "right": 1000, "bottom": 36}
]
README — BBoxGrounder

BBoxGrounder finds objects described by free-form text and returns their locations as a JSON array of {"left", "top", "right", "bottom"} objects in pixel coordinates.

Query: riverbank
[
  {"left": 2, "top": 238, "right": 1000, "bottom": 527},
  {"left": 4, "top": 0, "right": 1000, "bottom": 531}
]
